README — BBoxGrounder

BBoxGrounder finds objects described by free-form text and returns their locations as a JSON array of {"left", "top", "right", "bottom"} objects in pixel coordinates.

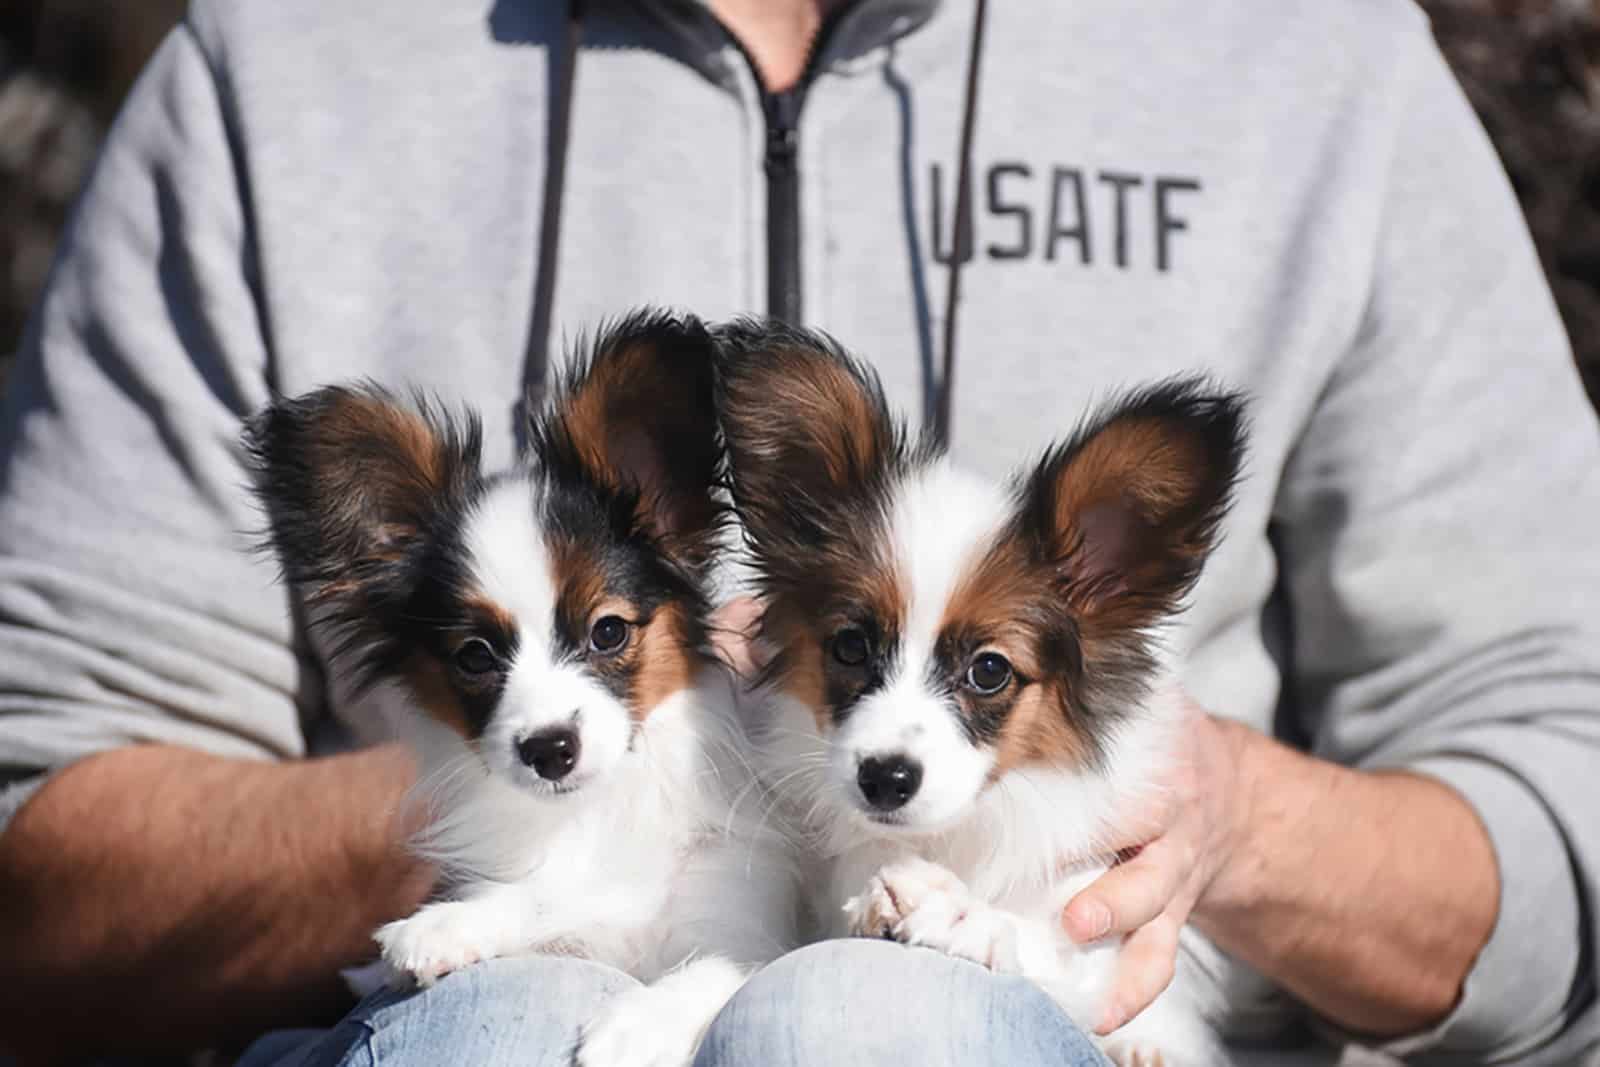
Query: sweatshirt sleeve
[
  {"left": 0, "top": 18, "right": 312, "bottom": 827},
  {"left": 1272, "top": 22, "right": 1600, "bottom": 1064}
]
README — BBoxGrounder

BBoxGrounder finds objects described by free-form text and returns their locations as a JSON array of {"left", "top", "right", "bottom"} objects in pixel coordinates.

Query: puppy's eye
[
  {"left": 831, "top": 627, "right": 870, "bottom": 667},
  {"left": 966, "top": 652, "right": 1012, "bottom": 695},
  {"left": 589, "top": 615, "right": 631, "bottom": 655},
  {"left": 454, "top": 637, "right": 499, "bottom": 676}
]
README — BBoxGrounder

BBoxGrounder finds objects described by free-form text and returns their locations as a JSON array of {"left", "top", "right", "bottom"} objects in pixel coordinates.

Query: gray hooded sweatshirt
[{"left": 0, "top": 1, "right": 1596, "bottom": 1063}]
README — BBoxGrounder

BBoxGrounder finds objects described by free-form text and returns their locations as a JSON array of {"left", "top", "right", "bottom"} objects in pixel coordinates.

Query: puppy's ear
[
  {"left": 244, "top": 384, "right": 482, "bottom": 608},
  {"left": 714, "top": 319, "right": 905, "bottom": 563},
  {"left": 540, "top": 310, "right": 723, "bottom": 569},
  {"left": 1018, "top": 378, "right": 1246, "bottom": 632}
]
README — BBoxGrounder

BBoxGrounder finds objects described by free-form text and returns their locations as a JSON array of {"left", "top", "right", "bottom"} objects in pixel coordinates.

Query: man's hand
[
  {"left": 1062, "top": 693, "right": 1499, "bottom": 1039},
  {"left": 1061, "top": 697, "right": 1251, "bottom": 1034}
]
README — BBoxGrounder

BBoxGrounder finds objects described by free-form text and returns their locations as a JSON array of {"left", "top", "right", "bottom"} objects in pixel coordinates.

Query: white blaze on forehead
[
  {"left": 888, "top": 460, "right": 1012, "bottom": 671},
  {"left": 829, "top": 461, "right": 1013, "bottom": 830},
  {"left": 464, "top": 478, "right": 556, "bottom": 655},
  {"left": 465, "top": 478, "right": 635, "bottom": 788}
]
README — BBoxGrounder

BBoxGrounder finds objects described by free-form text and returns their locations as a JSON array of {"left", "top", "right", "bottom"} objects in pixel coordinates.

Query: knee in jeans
[
  {"left": 339, "top": 956, "right": 639, "bottom": 1067},
  {"left": 696, "top": 940, "right": 1101, "bottom": 1067}
]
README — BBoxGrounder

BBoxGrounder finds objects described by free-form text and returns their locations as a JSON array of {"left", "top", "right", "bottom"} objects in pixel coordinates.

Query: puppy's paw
[
  {"left": 892, "top": 891, "right": 1023, "bottom": 974},
  {"left": 843, "top": 857, "right": 968, "bottom": 938},
  {"left": 1099, "top": 997, "right": 1220, "bottom": 1067},
  {"left": 844, "top": 858, "right": 1021, "bottom": 973},
  {"left": 374, "top": 901, "right": 504, "bottom": 987},
  {"left": 1102, "top": 1040, "right": 1213, "bottom": 1067},
  {"left": 576, "top": 986, "right": 705, "bottom": 1067},
  {"left": 1102, "top": 1045, "right": 1171, "bottom": 1067},
  {"left": 924, "top": 903, "right": 1024, "bottom": 973}
]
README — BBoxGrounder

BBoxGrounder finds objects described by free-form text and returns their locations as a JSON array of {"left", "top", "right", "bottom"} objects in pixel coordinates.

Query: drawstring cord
[
  {"left": 522, "top": 0, "right": 990, "bottom": 450},
  {"left": 932, "top": 0, "right": 990, "bottom": 450},
  {"left": 522, "top": 0, "right": 584, "bottom": 416}
]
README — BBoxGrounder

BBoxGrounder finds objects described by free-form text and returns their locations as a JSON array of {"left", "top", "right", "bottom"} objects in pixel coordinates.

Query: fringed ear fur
[
  {"left": 713, "top": 318, "right": 919, "bottom": 570},
  {"left": 243, "top": 383, "right": 483, "bottom": 612},
  {"left": 1017, "top": 378, "right": 1247, "bottom": 632},
  {"left": 531, "top": 309, "right": 725, "bottom": 570}
]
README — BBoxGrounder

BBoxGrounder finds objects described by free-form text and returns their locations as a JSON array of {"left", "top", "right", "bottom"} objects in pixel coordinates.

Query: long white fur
[
  {"left": 751, "top": 459, "right": 1221, "bottom": 1066},
  {"left": 375, "top": 473, "right": 798, "bottom": 1067}
]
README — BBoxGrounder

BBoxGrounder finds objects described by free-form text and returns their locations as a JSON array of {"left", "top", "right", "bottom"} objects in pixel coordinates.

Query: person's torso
[{"left": 194, "top": 1, "right": 1430, "bottom": 1056}]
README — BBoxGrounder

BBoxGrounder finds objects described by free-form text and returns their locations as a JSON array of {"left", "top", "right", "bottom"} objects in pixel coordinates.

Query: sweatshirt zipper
[
  {"left": 763, "top": 88, "right": 804, "bottom": 322},
  {"left": 726, "top": 4, "right": 860, "bottom": 324}
]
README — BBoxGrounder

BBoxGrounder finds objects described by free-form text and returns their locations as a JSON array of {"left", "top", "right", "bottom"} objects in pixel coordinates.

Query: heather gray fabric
[{"left": 0, "top": 0, "right": 1595, "bottom": 1063}]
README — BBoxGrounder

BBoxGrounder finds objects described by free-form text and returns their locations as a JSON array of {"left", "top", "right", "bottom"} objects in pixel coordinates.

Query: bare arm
[
  {"left": 0, "top": 743, "right": 433, "bottom": 1065},
  {"left": 1064, "top": 12, "right": 1598, "bottom": 1055},
  {"left": 1196, "top": 719, "right": 1498, "bottom": 1034},
  {"left": 1064, "top": 708, "right": 1499, "bottom": 1039}
]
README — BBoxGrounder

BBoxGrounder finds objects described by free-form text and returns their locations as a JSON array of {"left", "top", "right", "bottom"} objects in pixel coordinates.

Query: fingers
[
  {"left": 1096, "top": 911, "right": 1181, "bottom": 1035},
  {"left": 1062, "top": 836, "right": 1186, "bottom": 942}
]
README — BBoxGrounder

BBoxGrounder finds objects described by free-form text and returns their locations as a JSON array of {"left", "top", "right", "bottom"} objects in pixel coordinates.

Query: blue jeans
[{"left": 237, "top": 940, "right": 1107, "bottom": 1066}]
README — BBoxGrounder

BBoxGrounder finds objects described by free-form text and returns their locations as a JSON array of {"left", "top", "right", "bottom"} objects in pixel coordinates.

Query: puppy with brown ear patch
[
  {"left": 246, "top": 311, "right": 797, "bottom": 1067},
  {"left": 715, "top": 320, "right": 1245, "bottom": 1067}
]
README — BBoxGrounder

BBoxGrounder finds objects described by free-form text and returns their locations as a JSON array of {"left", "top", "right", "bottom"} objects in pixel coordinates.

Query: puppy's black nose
[
  {"left": 516, "top": 727, "right": 581, "bottom": 781},
  {"left": 857, "top": 755, "right": 923, "bottom": 812}
]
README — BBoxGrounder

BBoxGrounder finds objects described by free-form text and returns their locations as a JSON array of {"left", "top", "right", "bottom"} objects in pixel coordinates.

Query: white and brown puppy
[
  {"left": 715, "top": 321, "right": 1244, "bottom": 1066},
  {"left": 246, "top": 312, "right": 797, "bottom": 1067}
]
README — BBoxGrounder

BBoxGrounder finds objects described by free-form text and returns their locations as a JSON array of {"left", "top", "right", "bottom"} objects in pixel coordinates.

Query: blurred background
[{"left": 1, "top": 0, "right": 1599, "bottom": 407}]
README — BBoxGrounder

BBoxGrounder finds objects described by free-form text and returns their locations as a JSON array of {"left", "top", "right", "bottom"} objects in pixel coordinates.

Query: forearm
[
  {"left": 1193, "top": 721, "right": 1499, "bottom": 1037},
  {"left": 0, "top": 742, "right": 433, "bottom": 1064}
]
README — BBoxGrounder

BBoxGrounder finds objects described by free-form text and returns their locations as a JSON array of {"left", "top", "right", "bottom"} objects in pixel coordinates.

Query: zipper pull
[{"left": 764, "top": 89, "right": 802, "bottom": 174}]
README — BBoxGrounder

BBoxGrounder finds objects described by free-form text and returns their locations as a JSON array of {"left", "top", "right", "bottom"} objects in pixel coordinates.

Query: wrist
[
  {"left": 1195, "top": 720, "right": 1317, "bottom": 923},
  {"left": 324, "top": 746, "right": 435, "bottom": 936}
]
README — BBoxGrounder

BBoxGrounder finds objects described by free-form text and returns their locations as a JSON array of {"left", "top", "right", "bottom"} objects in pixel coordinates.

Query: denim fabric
[
  {"left": 236, "top": 941, "right": 1107, "bottom": 1066},
  {"left": 693, "top": 941, "right": 1107, "bottom": 1066}
]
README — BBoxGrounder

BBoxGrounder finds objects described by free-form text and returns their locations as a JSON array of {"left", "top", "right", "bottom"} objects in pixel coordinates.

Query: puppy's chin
[
  {"left": 847, "top": 803, "right": 964, "bottom": 838},
  {"left": 489, "top": 763, "right": 600, "bottom": 799}
]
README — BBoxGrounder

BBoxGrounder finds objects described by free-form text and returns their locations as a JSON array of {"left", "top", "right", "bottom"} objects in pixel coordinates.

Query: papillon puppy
[
  {"left": 714, "top": 321, "right": 1244, "bottom": 1066},
  {"left": 246, "top": 312, "right": 797, "bottom": 1067}
]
